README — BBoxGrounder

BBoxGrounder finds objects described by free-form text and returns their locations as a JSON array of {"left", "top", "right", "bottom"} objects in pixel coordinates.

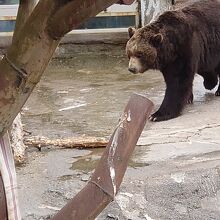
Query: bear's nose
[{"left": 128, "top": 67, "right": 137, "bottom": 74}]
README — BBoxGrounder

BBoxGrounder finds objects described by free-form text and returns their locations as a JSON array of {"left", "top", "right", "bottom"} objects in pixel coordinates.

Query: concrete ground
[
  {"left": 1, "top": 1, "right": 218, "bottom": 219},
  {"left": 99, "top": 97, "right": 220, "bottom": 220},
  {"left": 18, "top": 96, "right": 220, "bottom": 220},
  {"left": 16, "top": 43, "right": 220, "bottom": 220}
]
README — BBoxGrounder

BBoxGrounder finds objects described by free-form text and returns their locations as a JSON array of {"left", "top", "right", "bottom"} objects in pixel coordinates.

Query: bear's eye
[{"left": 136, "top": 53, "right": 143, "bottom": 59}]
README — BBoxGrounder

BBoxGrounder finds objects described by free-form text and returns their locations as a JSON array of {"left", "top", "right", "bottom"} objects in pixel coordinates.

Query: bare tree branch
[
  {"left": 0, "top": 0, "right": 60, "bottom": 135},
  {"left": 0, "top": 0, "right": 131, "bottom": 135},
  {"left": 47, "top": 0, "right": 120, "bottom": 39},
  {"left": 12, "top": 0, "right": 38, "bottom": 43}
]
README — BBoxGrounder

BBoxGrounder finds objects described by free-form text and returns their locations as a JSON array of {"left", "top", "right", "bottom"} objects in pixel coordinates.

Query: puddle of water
[
  {"left": 70, "top": 147, "right": 152, "bottom": 172},
  {"left": 71, "top": 148, "right": 104, "bottom": 172}
]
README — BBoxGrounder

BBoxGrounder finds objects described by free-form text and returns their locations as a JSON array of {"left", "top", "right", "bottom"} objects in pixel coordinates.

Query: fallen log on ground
[
  {"left": 24, "top": 135, "right": 108, "bottom": 149},
  {"left": 51, "top": 94, "right": 154, "bottom": 220}
]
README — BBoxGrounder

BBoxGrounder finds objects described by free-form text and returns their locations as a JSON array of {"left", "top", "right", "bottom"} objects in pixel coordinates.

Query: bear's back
[
  {"left": 156, "top": 0, "right": 220, "bottom": 27},
  {"left": 181, "top": 0, "right": 220, "bottom": 28}
]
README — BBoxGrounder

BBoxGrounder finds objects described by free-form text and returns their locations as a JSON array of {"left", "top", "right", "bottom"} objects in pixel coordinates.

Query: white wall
[
  {"left": 0, "top": 5, "right": 18, "bottom": 17},
  {"left": 106, "top": 2, "right": 138, "bottom": 13}
]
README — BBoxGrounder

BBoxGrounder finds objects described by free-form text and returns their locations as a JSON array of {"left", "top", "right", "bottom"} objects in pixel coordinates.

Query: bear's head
[{"left": 126, "top": 27, "right": 163, "bottom": 74}]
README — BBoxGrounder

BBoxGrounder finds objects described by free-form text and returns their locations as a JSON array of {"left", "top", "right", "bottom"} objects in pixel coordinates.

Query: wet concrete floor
[{"left": 17, "top": 44, "right": 220, "bottom": 220}]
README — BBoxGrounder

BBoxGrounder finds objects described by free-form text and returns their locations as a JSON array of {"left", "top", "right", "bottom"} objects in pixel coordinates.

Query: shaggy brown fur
[{"left": 126, "top": 0, "right": 220, "bottom": 121}]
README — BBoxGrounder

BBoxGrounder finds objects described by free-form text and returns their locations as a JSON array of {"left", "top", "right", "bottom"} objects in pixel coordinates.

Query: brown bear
[{"left": 126, "top": 0, "right": 220, "bottom": 121}]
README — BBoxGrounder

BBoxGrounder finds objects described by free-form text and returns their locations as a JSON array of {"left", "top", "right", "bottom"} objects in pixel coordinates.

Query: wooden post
[
  {"left": 0, "top": 174, "right": 7, "bottom": 220},
  {"left": 52, "top": 94, "right": 153, "bottom": 220}
]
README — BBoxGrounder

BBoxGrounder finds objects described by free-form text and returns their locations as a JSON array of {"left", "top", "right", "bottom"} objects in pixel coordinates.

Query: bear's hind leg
[
  {"left": 215, "top": 66, "right": 220, "bottom": 96},
  {"left": 202, "top": 71, "right": 218, "bottom": 90},
  {"left": 215, "top": 73, "right": 220, "bottom": 96},
  {"left": 216, "top": 84, "right": 220, "bottom": 96}
]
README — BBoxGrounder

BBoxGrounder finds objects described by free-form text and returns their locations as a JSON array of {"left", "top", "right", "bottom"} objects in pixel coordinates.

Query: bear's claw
[
  {"left": 215, "top": 90, "right": 220, "bottom": 96},
  {"left": 149, "top": 115, "right": 172, "bottom": 122},
  {"left": 149, "top": 110, "right": 179, "bottom": 122},
  {"left": 186, "top": 93, "right": 194, "bottom": 104},
  {"left": 149, "top": 116, "right": 158, "bottom": 122},
  {"left": 187, "top": 99, "right": 193, "bottom": 104},
  {"left": 149, "top": 115, "right": 167, "bottom": 122}
]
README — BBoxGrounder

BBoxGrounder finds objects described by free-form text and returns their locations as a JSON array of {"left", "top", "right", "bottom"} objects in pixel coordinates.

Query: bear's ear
[
  {"left": 150, "top": 33, "right": 163, "bottom": 47},
  {"left": 128, "top": 27, "right": 136, "bottom": 38}
]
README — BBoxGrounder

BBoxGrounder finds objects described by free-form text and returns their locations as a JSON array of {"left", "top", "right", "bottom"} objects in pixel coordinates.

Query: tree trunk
[
  {"left": 12, "top": 0, "right": 39, "bottom": 44},
  {"left": 0, "top": 1, "right": 140, "bottom": 219},
  {"left": 8, "top": 0, "right": 39, "bottom": 165},
  {"left": 0, "top": 0, "right": 122, "bottom": 136}
]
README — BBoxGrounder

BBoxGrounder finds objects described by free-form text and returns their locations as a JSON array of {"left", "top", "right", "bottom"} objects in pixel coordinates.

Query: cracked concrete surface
[
  {"left": 98, "top": 91, "right": 220, "bottom": 220},
  {"left": 17, "top": 45, "right": 220, "bottom": 219}
]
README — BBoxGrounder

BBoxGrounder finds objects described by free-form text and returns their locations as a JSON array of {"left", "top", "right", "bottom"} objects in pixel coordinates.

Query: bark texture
[
  {"left": 10, "top": 114, "right": 26, "bottom": 165},
  {"left": 0, "top": 0, "right": 122, "bottom": 136},
  {"left": 9, "top": 0, "right": 39, "bottom": 165},
  {"left": 0, "top": 1, "right": 140, "bottom": 219},
  {"left": 12, "top": 0, "right": 39, "bottom": 44}
]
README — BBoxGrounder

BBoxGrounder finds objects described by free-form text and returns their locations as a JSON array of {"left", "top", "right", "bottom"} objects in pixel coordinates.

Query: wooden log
[
  {"left": 51, "top": 94, "right": 154, "bottom": 220},
  {"left": 24, "top": 135, "right": 108, "bottom": 149}
]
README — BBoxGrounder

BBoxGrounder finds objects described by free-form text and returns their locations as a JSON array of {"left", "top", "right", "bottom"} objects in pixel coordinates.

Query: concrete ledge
[
  {"left": 61, "top": 28, "right": 129, "bottom": 45},
  {"left": 0, "top": 28, "right": 129, "bottom": 49}
]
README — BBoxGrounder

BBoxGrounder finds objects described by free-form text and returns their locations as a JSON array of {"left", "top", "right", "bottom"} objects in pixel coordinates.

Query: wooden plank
[{"left": 52, "top": 94, "right": 154, "bottom": 220}]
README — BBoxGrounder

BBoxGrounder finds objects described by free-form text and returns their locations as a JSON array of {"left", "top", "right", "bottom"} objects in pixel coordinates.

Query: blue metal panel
[
  {"left": 0, "top": 20, "right": 15, "bottom": 32},
  {"left": 79, "top": 16, "right": 136, "bottom": 29},
  {"left": 0, "top": 15, "right": 136, "bottom": 32},
  {"left": 0, "top": 0, "right": 18, "bottom": 4}
]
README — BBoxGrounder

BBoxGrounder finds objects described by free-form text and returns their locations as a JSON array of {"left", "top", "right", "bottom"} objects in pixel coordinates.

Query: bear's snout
[
  {"left": 128, "top": 57, "right": 143, "bottom": 74},
  {"left": 128, "top": 67, "right": 138, "bottom": 74}
]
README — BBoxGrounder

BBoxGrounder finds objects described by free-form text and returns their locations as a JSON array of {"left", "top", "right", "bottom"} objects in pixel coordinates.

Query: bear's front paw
[{"left": 149, "top": 110, "right": 179, "bottom": 122}]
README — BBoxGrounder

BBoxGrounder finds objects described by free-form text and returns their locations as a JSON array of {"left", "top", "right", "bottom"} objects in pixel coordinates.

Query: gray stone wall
[{"left": 140, "top": 0, "right": 173, "bottom": 26}]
